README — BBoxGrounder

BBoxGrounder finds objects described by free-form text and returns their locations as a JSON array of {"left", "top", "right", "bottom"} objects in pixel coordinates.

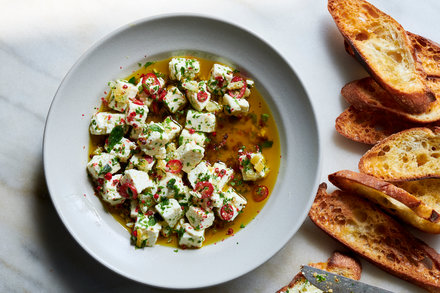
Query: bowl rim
[{"left": 43, "top": 12, "right": 322, "bottom": 289}]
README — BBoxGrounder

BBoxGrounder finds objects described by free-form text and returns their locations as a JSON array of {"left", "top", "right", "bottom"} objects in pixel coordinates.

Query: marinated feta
[
  {"left": 185, "top": 109, "right": 216, "bottom": 133},
  {"left": 108, "top": 80, "right": 139, "bottom": 112},
  {"left": 87, "top": 153, "right": 120, "bottom": 180},
  {"left": 89, "top": 112, "right": 126, "bottom": 135},
  {"left": 169, "top": 57, "right": 200, "bottom": 81}
]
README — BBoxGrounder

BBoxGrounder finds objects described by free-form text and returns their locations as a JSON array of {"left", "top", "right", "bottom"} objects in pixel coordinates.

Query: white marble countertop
[{"left": 2, "top": 0, "right": 440, "bottom": 292}]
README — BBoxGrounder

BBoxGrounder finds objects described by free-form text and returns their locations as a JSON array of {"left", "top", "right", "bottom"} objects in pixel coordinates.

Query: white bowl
[{"left": 43, "top": 14, "right": 321, "bottom": 289}]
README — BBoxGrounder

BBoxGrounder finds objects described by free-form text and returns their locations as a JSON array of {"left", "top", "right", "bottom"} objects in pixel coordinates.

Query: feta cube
[
  {"left": 187, "top": 161, "right": 212, "bottom": 188},
  {"left": 222, "top": 94, "right": 249, "bottom": 116},
  {"left": 155, "top": 198, "right": 184, "bottom": 228},
  {"left": 186, "top": 206, "right": 215, "bottom": 230},
  {"left": 139, "top": 75, "right": 165, "bottom": 97},
  {"left": 156, "top": 172, "right": 186, "bottom": 201},
  {"left": 138, "top": 191, "right": 156, "bottom": 214},
  {"left": 120, "top": 169, "right": 154, "bottom": 195},
  {"left": 87, "top": 153, "right": 120, "bottom": 180},
  {"left": 108, "top": 80, "right": 139, "bottom": 112},
  {"left": 178, "top": 223, "right": 205, "bottom": 248},
  {"left": 186, "top": 81, "right": 211, "bottom": 111},
  {"left": 207, "top": 64, "right": 233, "bottom": 95},
  {"left": 125, "top": 100, "right": 149, "bottom": 128},
  {"left": 89, "top": 112, "right": 126, "bottom": 135},
  {"left": 179, "top": 129, "right": 206, "bottom": 147},
  {"left": 127, "top": 153, "right": 155, "bottom": 172},
  {"left": 162, "top": 117, "right": 182, "bottom": 140},
  {"left": 164, "top": 86, "right": 187, "bottom": 113},
  {"left": 176, "top": 142, "right": 205, "bottom": 173},
  {"left": 137, "top": 122, "right": 170, "bottom": 159},
  {"left": 101, "top": 174, "right": 124, "bottom": 205},
  {"left": 211, "top": 162, "right": 234, "bottom": 192},
  {"left": 169, "top": 57, "right": 200, "bottom": 81},
  {"left": 105, "top": 137, "right": 136, "bottom": 163},
  {"left": 185, "top": 109, "right": 216, "bottom": 133},
  {"left": 133, "top": 213, "right": 162, "bottom": 247},
  {"left": 130, "top": 123, "right": 146, "bottom": 140},
  {"left": 216, "top": 187, "right": 247, "bottom": 222},
  {"left": 239, "top": 152, "right": 270, "bottom": 181}
]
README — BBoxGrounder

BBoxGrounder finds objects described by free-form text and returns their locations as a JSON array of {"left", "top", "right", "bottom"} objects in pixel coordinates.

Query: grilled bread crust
[
  {"left": 335, "top": 106, "right": 419, "bottom": 145},
  {"left": 328, "top": 0, "right": 435, "bottom": 114},
  {"left": 329, "top": 170, "right": 440, "bottom": 233},
  {"left": 309, "top": 183, "right": 440, "bottom": 292}
]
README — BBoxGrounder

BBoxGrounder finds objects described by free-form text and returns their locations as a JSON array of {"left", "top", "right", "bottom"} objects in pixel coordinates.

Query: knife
[{"left": 301, "top": 265, "right": 394, "bottom": 293}]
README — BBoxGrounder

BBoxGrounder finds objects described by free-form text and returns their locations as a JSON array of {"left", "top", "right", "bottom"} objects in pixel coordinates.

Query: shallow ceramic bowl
[{"left": 43, "top": 14, "right": 321, "bottom": 289}]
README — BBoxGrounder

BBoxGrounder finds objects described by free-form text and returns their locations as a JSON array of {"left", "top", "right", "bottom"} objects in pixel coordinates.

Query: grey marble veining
[{"left": 1, "top": 0, "right": 439, "bottom": 292}]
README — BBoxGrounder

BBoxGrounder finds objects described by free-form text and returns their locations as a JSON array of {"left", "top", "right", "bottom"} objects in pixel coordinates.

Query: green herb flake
[
  {"left": 144, "top": 61, "right": 155, "bottom": 68},
  {"left": 107, "top": 125, "right": 125, "bottom": 151},
  {"left": 128, "top": 76, "right": 137, "bottom": 85}
]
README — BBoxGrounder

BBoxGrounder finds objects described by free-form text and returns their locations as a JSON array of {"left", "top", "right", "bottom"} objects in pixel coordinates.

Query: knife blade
[{"left": 301, "top": 265, "right": 394, "bottom": 293}]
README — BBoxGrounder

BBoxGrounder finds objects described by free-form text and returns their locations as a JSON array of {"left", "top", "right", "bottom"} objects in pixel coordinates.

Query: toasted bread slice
[
  {"left": 359, "top": 127, "right": 440, "bottom": 181},
  {"left": 309, "top": 183, "right": 440, "bottom": 292},
  {"left": 276, "top": 252, "right": 361, "bottom": 293},
  {"left": 345, "top": 32, "right": 440, "bottom": 78},
  {"left": 409, "top": 32, "right": 440, "bottom": 78},
  {"left": 328, "top": 0, "right": 435, "bottom": 113},
  {"left": 335, "top": 106, "right": 418, "bottom": 144},
  {"left": 342, "top": 78, "right": 440, "bottom": 123},
  {"left": 329, "top": 170, "right": 440, "bottom": 233}
]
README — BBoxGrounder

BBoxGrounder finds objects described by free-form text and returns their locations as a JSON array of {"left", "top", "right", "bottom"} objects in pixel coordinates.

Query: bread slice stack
[
  {"left": 309, "top": 184, "right": 440, "bottom": 292},
  {"left": 276, "top": 252, "right": 361, "bottom": 293},
  {"left": 329, "top": 0, "right": 440, "bottom": 145}
]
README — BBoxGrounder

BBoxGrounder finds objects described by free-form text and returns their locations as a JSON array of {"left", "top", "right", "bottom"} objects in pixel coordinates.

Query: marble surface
[{"left": 1, "top": 0, "right": 440, "bottom": 292}]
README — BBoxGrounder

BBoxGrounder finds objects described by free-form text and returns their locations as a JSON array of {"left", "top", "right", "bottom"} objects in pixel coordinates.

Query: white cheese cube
[
  {"left": 181, "top": 80, "right": 198, "bottom": 92},
  {"left": 156, "top": 172, "right": 186, "bottom": 201},
  {"left": 211, "top": 162, "right": 234, "bottom": 192},
  {"left": 169, "top": 57, "right": 200, "bottom": 81},
  {"left": 162, "top": 117, "right": 182, "bottom": 140},
  {"left": 187, "top": 81, "right": 211, "bottom": 111},
  {"left": 185, "top": 110, "right": 216, "bottom": 133},
  {"left": 101, "top": 174, "right": 124, "bottom": 205},
  {"left": 130, "top": 123, "right": 146, "bottom": 140},
  {"left": 186, "top": 206, "right": 215, "bottom": 230},
  {"left": 207, "top": 64, "right": 233, "bottom": 95},
  {"left": 223, "top": 94, "right": 249, "bottom": 116},
  {"left": 137, "top": 122, "right": 170, "bottom": 159},
  {"left": 120, "top": 169, "right": 154, "bottom": 195},
  {"left": 125, "top": 100, "right": 149, "bottom": 128},
  {"left": 224, "top": 186, "right": 247, "bottom": 211},
  {"left": 179, "top": 129, "right": 206, "bottom": 147},
  {"left": 164, "top": 86, "right": 187, "bottom": 113},
  {"left": 108, "top": 80, "right": 138, "bottom": 112},
  {"left": 216, "top": 187, "right": 246, "bottom": 222},
  {"left": 89, "top": 112, "right": 126, "bottom": 135},
  {"left": 87, "top": 153, "right": 121, "bottom": 180},
  {"left": 138, "top": 191, "right": 156, "bottom": 214},
  {"left": 243, "top": 79, "right": 254, "bottom": 98},
  {"left": 127, "top": 153, "right": 155, "bottom": 172},
  {"left": 106, "top": 137, "right": 136, "bottom": 163},
  {"left": 155, "top": 198, "right": 184, "bottom": 228},
  {"left": 176, "top": 142, "right": 205, "bottom": 173},
  {"left": 178, "top": 223, "right": 205, "bottom": 248},
  {"left": 139, "top": 75, "right": 165, "bottom": 98},
  {"left": 239, "top": 152, "right": 270, "bottom": 181},
  {"left": 134, "top": 213, "right": 162, "bottom": 247},
  {"left": 187, "top": 161, "right": 212, "bottom": 188}
]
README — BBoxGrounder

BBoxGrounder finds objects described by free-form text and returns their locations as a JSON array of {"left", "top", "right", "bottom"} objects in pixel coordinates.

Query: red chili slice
[
  {"left": 228, "top": 76, "right": 247, "bottom": 99},
  {"left": 197, "top": 91, "right": 208, "bottom": 102},
  {"left": 166, "top": 159, "right": 183, "bottom": 173},
  {"left": 119, "top": 183, "right": 138, "bottom": 199},
  {"left": 144, "top": 155, "right": 154, "bottom": 164},
  {"left": 220, "top": 204, "right": 234, "bottom": 221},
  {"left": 215, "top": 76, "right": 224, "bottom": 88},
  {"left": 194, "top": 181, "right": 214, "bottom": 199},
  {"left": 142, "top": 73, "right": 160, "bottom": 95},
  {"left": 104, "top": 172, "right": 113, "bottom": 180},
  {"left": 253, "top": 185, "right": 269, "bottom": 202},
  {"left": 131, "top": 98, "right": 144, "bottom": 105}
]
